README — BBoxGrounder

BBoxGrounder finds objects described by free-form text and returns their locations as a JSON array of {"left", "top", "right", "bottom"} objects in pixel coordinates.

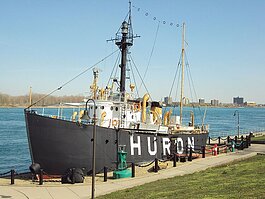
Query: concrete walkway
[{"left": 1, "top": 144, "right": 265, "bottom": 199}]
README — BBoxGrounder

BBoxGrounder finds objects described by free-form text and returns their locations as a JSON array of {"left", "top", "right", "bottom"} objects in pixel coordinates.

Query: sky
[{"left": 0, "top": 0, "right": 265, "bottom": 104}]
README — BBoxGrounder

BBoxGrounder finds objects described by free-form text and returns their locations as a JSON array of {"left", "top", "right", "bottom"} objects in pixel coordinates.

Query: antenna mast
[{"left": 180, "top": 22, "right": 185, "bottom": 125}]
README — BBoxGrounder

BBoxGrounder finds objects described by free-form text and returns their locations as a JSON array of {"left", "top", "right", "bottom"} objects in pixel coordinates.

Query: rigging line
[
  {"left": 112, "top": 54, "right": 121, "bottom": 91},
  {"left": 129, "top": 54, "right": 152, "bottom": 101},
  {"left": 168, "top": 53, "right": 182, "bottom": 99},
  {"left": 186, "top": 65, "right": 196, "bottom": 108},
  {"left": 26, "top": 49, "right": 119, "bottom": 109},
  {"left": 185, "top": 52, "right": 203, "bottom": 121},
  {"left": 174, "top": 64, "right": 181, "bottom": 103},
  {"left": 186, "top": 62, "right": 194, "bottom": 105},
  {"left": 107, "top": 53, "right": 120, "bottom": 87},
  {"left": 139, "top": 21, "right": 160, "bottom": 91},
  {"left": 129, "top": 57, "right": 140, "bottom": 98},
  {"left": 115, "top": 11, "right": 130, "bottom": 36}
]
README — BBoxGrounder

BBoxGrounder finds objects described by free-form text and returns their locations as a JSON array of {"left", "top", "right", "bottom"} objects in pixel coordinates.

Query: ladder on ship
[{"left": 120, "top": 104, "right": 126, "bottom": 128}]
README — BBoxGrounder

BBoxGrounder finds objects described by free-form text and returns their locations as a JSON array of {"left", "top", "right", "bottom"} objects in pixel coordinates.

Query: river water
[{"left": 0, "top": 107, "right": 264, "bottom": 174}]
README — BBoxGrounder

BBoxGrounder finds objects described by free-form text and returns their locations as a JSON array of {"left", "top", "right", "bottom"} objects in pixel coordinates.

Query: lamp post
[
  {"left": 82, "top": 99, "right": 96, "bottom": 199},
  {"left": 233, "top": 110, "right": 240, "bottom": 137}
]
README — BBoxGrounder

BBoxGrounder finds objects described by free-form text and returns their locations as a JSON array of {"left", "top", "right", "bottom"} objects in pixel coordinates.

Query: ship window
[
  {"left": 123, "top": 114, "right": 126, "bottom": 118},
  {"left": 110, "top": 106, "right": 113, "bottom": 110},
  {"left": 90, "top": 106, "right": 93, "bottom": 109},
  {"left": 95, "top": 106, "right": 98, "bottom": 109},
  {"left": 101, "top": 106, "right": 104, "bottom": 109},
  {"left": 132, "top": 115, "right": 134, "bottom": 119},
  {"left": 115, "top": 107, "right": 118, "bottom": 111}
]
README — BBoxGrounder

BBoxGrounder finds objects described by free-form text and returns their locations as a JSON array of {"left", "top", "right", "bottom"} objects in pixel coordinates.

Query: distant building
[
  {"left": 211, "top": 99, "right": 219, "bottom": 106},
  {"left": 199, "top": 98, "right": 205, "bottom": 104},
  {"left": 164, "top": 96, "right": 172, "bottom": 105},
  {"left": 244, "top": 101, "right": 256, "bottom": 107},
  {"left": 233, "top": 96, "right": 244, "bottom": 105}
]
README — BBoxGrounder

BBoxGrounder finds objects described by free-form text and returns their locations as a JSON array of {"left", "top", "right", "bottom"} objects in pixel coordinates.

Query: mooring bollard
[
  {"left": 202, "top": 146, "right": 205, "bottom": 158},
  {"left": 173, "top": 153, "right": 177, "bottom": 167},
  {"left": 131, "top": 163, "right": 135, "bottom": 178},
  {"left": 188, "top": 147, "right": 192, "bottom": 161},
  {"left": 39, "top": 169, "right": 43, "bottom": 185},
  {"left": 154, "top": 158, "right": 158, "bottom": 172},
  {"left": 11, "top": 169, "right": 15, "bottom": 185},
  {"left": 180, "top": 156, "right": 186, "bottom": 162},
  {"left": 104, "top": 166, "right": 108, "bottom": 182},
  {"left": 218, "top": 137, "right": 221, "bottom": 145}
]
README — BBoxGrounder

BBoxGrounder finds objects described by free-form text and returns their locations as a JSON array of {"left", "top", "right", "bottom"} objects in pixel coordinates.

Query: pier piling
[
  {"left": 246, "top": 136, "right": 249, "bottom": 148},
  {"left": 131, "top": 163, "right": 135, "bottom": 178},
  {"left": 173, "top": 153, "right": 177, "bottom": 167},
  {"left": 188, "top": 147, "right": 192, "bottom": 161},
  {"left": 154, "top": 158, "right": 158, "bottom": 172},
  {"left": 11, "top": 169, "right": 15, "bottom": 185},
  {"left": 104, "top": 167, "right": 108, "bottom": 182},
  {"left": 39, "top": 169, "right": 43, "bottom": 185},
  {"left": 202, "top": 146, "right": 205, "bottom": 158}
]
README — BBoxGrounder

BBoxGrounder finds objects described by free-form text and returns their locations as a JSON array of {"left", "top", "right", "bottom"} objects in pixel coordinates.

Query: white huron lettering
[
  {"left": 162, "top": 138, "right": 171, "bottom": 156},
  {"left": 147, "top": 137, "right": 157, "bottom": 156},
  {"left": 175, "top": 138, "right": 184, "bottom": 154},
  {"left": 130, "top": 135, "right": 141, "bottom": 155}
]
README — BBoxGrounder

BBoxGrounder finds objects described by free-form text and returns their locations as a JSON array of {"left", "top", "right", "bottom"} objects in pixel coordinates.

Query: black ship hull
[{"left": 25, "top": 110, "right": 208, "bottom": 175}]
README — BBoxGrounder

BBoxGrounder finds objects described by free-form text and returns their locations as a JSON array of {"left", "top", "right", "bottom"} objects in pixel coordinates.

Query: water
[{"left": 0, "top": 107, "right": 265, "bottom": 174}]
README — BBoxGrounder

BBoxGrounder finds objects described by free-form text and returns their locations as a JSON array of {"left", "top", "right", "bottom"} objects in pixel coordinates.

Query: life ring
[
  {"left": 112, "top": 119, "right": 119, "bottom": 127},
  {"left": 133, "top": 103, "right": 140, "bottom": 112}
]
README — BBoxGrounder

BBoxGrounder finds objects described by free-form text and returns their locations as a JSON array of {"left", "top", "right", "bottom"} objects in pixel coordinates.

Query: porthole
[
  {"left": 115, "top": 107, "right": 118, "bottom": 111},
  {"left": 101, "top": 106, "right": 104, "bottom": 109},
  {"left": 110, "top": 106, "right": 113, "bottom": 110}
]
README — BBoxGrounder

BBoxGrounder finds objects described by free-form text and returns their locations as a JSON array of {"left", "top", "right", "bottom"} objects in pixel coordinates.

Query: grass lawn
[
  {"left": 98, "top": 155, "right": 265, "bottom": 199},
  {"left": 251, "top": 135, "right": 265, "bottom": 141}
]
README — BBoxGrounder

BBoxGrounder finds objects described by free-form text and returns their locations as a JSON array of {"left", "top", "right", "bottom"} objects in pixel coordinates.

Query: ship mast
[
  {"left": 112, "top": 1, "right": 139, "bottom": 101},
  {"left": 29, "top": 86, "right": 32, "bottom": 106},
  {"left": 180, "top": 22, "right": 185, "bottom": 125},
  {"left": 119, "top": 21, "right": 129, "bottom": 101}
]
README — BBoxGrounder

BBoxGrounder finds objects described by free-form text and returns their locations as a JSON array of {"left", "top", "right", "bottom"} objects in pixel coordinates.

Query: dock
[{"left": 0, "top": 143, "right": 265, "bottom": 199}]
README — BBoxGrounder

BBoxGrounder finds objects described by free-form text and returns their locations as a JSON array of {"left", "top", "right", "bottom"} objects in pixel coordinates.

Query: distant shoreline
[{"left": 1, "top": 105, "right": 265, "bottom": 109}]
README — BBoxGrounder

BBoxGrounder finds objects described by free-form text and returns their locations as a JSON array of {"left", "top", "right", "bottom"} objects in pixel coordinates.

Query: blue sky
[{"left": 0, "top": 0, "right": 265, "bottom": 104}]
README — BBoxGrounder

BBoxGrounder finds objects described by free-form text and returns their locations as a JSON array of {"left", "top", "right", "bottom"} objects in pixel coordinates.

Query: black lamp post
[
  {"left": 233, "top": 110, "right": 240, "bottom": 138},
  {"left": 81, "top": 99, "right": 96, "bottom": 199}
]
